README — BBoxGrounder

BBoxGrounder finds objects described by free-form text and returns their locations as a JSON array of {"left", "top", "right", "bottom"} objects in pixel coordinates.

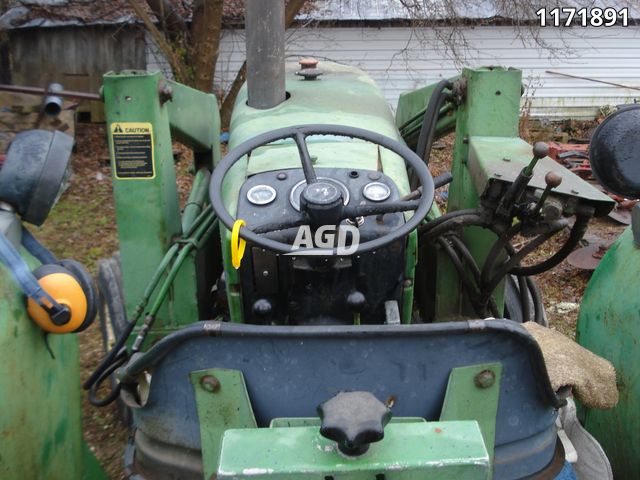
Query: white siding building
[
  {"left": 144, "top": 1, "right": 640, "bottom": 119},
  {"left": 209, "top": 25, "right": 640, "bottom": 119}
]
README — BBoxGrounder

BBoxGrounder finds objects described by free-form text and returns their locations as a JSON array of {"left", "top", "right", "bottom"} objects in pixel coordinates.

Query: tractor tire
[{"left": 96, "top": 253, "right": 132, "bottom": 426}]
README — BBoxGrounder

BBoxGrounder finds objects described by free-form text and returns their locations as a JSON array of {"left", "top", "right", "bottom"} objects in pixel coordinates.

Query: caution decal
[{"left": 110, "top": 122, "right": 155, "bottom": 179}]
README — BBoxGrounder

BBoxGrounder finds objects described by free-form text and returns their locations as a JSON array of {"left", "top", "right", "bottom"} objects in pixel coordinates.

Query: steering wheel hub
[
  {"left": 301, "top": 181, "right": 345, "bottom": 226},
  {"left": 302, "top": 181, "right": 342, "bottom": 205}
]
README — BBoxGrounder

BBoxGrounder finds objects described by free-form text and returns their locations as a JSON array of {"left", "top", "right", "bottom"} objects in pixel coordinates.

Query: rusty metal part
[
  {"left": 0, "top": 84, "right": 101, "bottom": 101},
  {"left": 298, "top": 57, "right": 319, "bottom": 69},
  {"left": 159, "top": 83, "right": 173, "bottom": 105},
  {"left": 568, "top": 243, "right": 610, "bottom": 270},
  {"left": 592, "top": 184, "right": 639, "bottom": 224},
  {"left": 608, "top": 207, "right": 633, "bottom": 225},
  {"left": 474, "top": 369, "right": 496, "bottom": 389},
  {"left": 199, "top": 375, "right": 221, "bottom": 393}
]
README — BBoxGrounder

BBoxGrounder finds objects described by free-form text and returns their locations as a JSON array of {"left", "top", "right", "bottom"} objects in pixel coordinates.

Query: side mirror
[
  {"left": 590, "top": 105, "right": 640, "bottom": 199},
  {"left": 0, "top": 130, "right": 74, "bottom": 225}
]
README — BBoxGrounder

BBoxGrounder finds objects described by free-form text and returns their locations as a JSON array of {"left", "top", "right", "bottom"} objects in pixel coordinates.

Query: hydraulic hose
[
  {"left": 482, "top": 219, "right": 569, "bottom": 302},
  {"left": 437, "top": 237, "right": 489, "bottom": 316},
  {"left": 525, "top": 276, "right": 545, "bottom": 326},
  {"left": 415, "top": 80, "right": 453, "bottom": 164},
  {"left": 516, "top": 274, "right": 531, "bottom": 324},
  {"left": 439, "top": 234, "right": 500, "bottom": 318},
  {"left": 85, "top": 209, "right": 218, "bottom": 406},
  {"left": 181, "top": 168, "right": 212, "bottom": 234},
  {"left": 84, "top": 243, "right": 180, "bottom": 391},
  {"left": 418, "top": 208, "right": 485, "bottom": 237},
  {"left": 510, "top": 212, "right": 592, "bottom": 276}
]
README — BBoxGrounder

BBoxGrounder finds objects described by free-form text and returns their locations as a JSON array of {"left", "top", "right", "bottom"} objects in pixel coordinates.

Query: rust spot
[
  {"left": 435, "top": 428, "right": 442, "bottom": 433},
  {"left": 299, "top": 58, "right": 319, "bottom": 69}
]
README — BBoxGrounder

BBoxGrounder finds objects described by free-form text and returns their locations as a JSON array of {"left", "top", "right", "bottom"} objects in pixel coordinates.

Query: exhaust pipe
[
  {"left": 244, "top": 0, "right": 286, "bottom": 109},
  {"left": 43, "top": 83, "right": 64, "bottom": 117}
]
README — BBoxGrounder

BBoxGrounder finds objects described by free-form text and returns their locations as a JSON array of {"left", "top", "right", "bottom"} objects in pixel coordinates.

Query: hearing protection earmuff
[
  {"left": 0, "top": 129, "right": 95, "bottom": 333},
  {"left": 0, "top": 228, "right": 97, "bottom": 334},
  {"left": 27, "top": 260, "right": 97, "bottom": 334}
]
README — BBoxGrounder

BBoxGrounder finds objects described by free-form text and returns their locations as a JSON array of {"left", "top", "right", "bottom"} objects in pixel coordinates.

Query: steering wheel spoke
[
  {"left": 294, "top": 130, "right": 317, "bottom": 185},
  {"left": 252, "top": 217, "right": 308, "bottom": 235},
  {"left": 346, "top": 200, "right": 421, "bottom": 218}
]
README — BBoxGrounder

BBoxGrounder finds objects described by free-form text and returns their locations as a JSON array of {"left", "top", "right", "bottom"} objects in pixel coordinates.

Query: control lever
[
  {"left": 497, "top": 142, "right": 549, "bottom": 218},
  {"left": 532, "top": 171, "right": 563, "bottom": 217},
  {"left": 318, "top": 391, "right": 392, "bottom": 456},
  {"left": 346, "top": 290, "right": 366, "bottom": 325}
]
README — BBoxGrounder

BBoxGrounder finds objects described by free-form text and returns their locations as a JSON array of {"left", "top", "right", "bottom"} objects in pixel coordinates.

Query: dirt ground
[{"left": 33, "top": 122, "right": 625, "bottom": 478}]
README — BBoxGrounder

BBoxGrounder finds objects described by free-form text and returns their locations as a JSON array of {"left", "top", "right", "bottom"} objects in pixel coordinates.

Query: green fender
[{"left": 576, "top": 226, "right": 640, "bottom": 480}]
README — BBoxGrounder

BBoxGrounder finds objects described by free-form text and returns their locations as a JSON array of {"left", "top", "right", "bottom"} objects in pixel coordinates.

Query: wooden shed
[{"left": 1, "top": 1, "right": 147, "bottom": 122}]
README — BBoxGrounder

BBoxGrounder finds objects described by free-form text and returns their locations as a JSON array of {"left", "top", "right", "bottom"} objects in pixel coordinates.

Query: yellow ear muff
[{"left": 27, "top": 270, "right": 88, "bottom": 334}]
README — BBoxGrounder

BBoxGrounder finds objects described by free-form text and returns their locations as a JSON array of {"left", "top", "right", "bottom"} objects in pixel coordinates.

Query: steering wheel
[{"left": 209, "top": 124, "right": 435, "bottom": 255}]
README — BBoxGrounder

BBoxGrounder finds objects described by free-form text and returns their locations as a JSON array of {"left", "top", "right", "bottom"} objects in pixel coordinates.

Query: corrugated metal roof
[
  {"left": 0, "top": 0, "right": 148, "bottom": 28},
  {"left": 4, "top": 0, "right": 638, "bottom": 29},
  {"left": 0, "top": 0, "right": 317, "bottom": 29}
]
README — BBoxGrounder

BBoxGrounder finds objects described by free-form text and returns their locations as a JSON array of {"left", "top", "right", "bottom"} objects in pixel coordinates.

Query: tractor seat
[{"left": 121, "top": 319, "right": 565, "bottom": 479}]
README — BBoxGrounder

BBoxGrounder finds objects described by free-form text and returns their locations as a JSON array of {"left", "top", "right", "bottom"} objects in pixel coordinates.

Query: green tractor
[{"left": 1, "top": 1, "right": 639, "bottom": 478}]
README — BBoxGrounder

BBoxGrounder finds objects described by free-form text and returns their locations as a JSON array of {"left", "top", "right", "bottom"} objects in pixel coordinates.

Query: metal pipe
[
  {"left": 43, "top": 83, "right": 64, "bottom": 117},
  {"left": 244, "top": 0, "right": 286, "bottom": 109},
  {"left": 0, "top": 84, "right": 102, "bottom": 101}
]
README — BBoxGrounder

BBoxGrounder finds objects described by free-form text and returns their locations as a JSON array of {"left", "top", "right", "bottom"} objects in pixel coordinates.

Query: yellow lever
[{"left": 231, "top": 219, "right": 247, "bottom": 269}]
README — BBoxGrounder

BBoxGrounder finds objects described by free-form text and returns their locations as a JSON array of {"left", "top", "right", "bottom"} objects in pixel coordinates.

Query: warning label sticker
[{"left": 110, "top": 122, "right": 155, "bottom": 179}]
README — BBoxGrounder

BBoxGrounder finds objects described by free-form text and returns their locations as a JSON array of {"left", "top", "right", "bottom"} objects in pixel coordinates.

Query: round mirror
[
  {"left": 0, "top": 130, "right": 74, "bottom": 225},
  {"left": 590, "top": 105, "right": 640, "bottom": 199}
]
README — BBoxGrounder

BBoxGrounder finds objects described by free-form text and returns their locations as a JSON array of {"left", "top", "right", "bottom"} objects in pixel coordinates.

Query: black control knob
[
  {"left": 252, "top": 298, "right": 272, "bottom": 317},
  {"left": 300, "top": 181, "right": 344, "bottom": 226},
  {"left": 317, "top": 391, "right": 392, "bottom": 456}
]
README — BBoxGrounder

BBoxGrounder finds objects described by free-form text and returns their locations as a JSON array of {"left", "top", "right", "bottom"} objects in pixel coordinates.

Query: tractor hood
[{"left": 225, "top": 61, "right": 411, "bottom": 211}]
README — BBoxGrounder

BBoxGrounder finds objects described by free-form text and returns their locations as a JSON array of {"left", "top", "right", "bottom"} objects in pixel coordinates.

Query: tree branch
[{"left": 127, "top": 0, "right": 188, "bottom": 83}]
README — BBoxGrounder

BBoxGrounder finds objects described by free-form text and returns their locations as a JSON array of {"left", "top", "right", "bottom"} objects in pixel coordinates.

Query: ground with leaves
[{"left": 34, "top": 122, "right": 624, "bottom": 479}]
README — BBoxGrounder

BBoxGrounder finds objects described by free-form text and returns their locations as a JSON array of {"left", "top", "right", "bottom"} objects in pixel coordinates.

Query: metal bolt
[
  {"left": 403, "top": 279, "right": 413, "bottom": 288},
  {"left": 277, "top": 172, "right": 288, "bottom": 180},
  {"left": 571, "top": 189, "right": 579, "bottom": 195},
  {"left": 502, "top": 157, "right": 511, "bottom": 162},
  {"left": 200, "top": 375, "right": 220, "bottom": 393},
  {"left": 159, "top": 84, "right": 173, "bottom": 104},
  {"left": 474, "top": 369, "right": 495, "bottom": 389},
  {"left": 494, "top": 173, "right": 502, "bottom": 178}
]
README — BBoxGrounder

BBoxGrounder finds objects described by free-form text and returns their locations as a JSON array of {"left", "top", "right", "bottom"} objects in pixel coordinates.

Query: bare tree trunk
[
  {"left": 220, "top": 0, "right": 307, "bottom": 128},
  {"left": 190, "top": 0, "right": 224, "bottom": 93}
]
